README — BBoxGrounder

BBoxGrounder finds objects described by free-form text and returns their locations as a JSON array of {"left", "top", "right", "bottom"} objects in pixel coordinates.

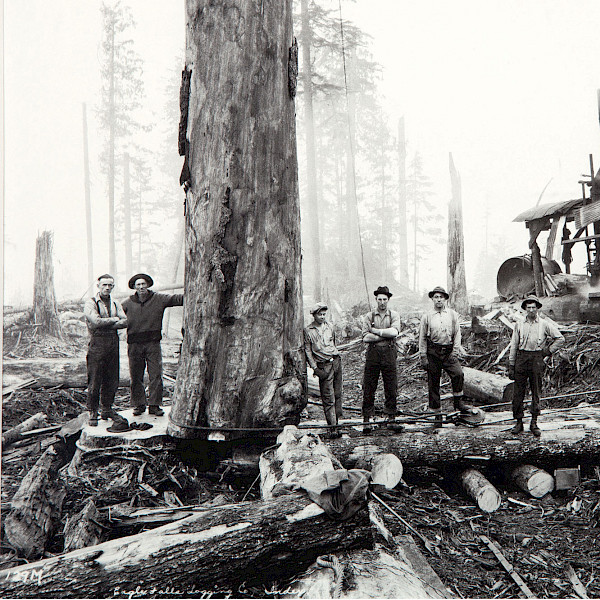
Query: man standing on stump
[
  {"left": 122, "top": 274, "right": 183, "bottom": 416},
  {"left": 508, "top": 295, "right": 564, "bottom": 436},
  {"left": 83, "top": 274, "right": 127, "bottom": 426},
  {"left": 304, "top": 302, "right": 343, "bottom": 439},
  {"left": 419, "top": 286, "right": 467, "bottom": 428},
  {"left": 361, "top": 286, "right": 403, "bottom": 433}
]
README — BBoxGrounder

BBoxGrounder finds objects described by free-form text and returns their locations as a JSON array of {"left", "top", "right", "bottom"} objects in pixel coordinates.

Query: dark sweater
[{"left": 122, "top": 291, "right": 183, "bottom": 344}]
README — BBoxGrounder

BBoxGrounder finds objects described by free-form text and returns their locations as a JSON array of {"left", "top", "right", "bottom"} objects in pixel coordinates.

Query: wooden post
[
  {"left": 447, "top": 153, "right": 468, "bottom": 314},
  {"left": 167, "top": 0, "right": 305, "bottom": 439},
  {"left": 33, "top": 231, "right": 63, "bottom": 338},
  {"left": 82, "top": 103, "right": 94, "bottom": 290}
]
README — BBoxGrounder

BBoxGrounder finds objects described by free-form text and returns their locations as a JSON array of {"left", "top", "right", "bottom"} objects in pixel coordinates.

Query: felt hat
[
  {"left": 521, "top": 295, "right": 542, "bottom": 309},
  {"left": 128, "top": 273, "right": 154, "bottom": 290},
  {"left": 373, "top": 286, "right": 393, "bottom": 298},
  {"left": 428, "top": 286, "right": 449, "bottom": 299},
  {"left": 310, "top": 302, "right": 328, "bottom": 315}
]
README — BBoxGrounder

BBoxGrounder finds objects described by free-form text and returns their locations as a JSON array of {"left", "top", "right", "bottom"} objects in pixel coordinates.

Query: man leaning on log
[
  {"left": 419, "top": 286, "right": 470, "bottom": 428},
  {"left": 508, "top": 295, "right": 565, "bottom": 436},
  {"left": 83, "top": 274, "right": 127, "bottom": 427},
  {"left": 304, "top": 302, "right": 343, "bottom": 439},
  {"left": 122, "top": 273, "right": 183, "bottom": 417}
]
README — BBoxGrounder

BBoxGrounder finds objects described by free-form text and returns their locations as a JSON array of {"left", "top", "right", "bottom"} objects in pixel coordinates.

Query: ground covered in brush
[{"left": 2, "top": 317, "right": 600, "bottom": 597}]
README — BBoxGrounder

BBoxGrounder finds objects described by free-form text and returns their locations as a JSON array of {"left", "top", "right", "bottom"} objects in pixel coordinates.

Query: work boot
[
  {"left": 133, "top": 406, "right": 146, "bottom": 416},
  {"left": 363, "top": 416, "right": 373, "bottom": 435},
  {"left": 530, "top": 417, "right": 541, "bottom": 437},
  {"left": 148, "top": 406, "right": 164, "bottom": 416},
  {"left": 88, "top": 412, "right": 98, "bottom": 427},
  {"left": 327, "top": 427, "right": 342, "bottom": 439},
  {"left": 385, "top": 418, "right": 404, "bottom": 432},
  {"left": 511, "top": 418, "right": 524, "bottom": 434},
  {"left": 430, "top": 408, "right": 443, "bottom": 429},
  {"left": 101, "top": 408, "right": 119, "bottom": 420}
]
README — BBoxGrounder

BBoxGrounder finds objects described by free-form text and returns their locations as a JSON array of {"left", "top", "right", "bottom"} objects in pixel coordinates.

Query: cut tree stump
[
  {"left": 4, "top": 445, "right": 67, "bottom": 559},
  {"left": 0, "top": 492, "right": 373, "bottom": 598},
  {"left": 510, "top": 464, "right": 555, "bottom": 498},
  {"left": 2, "top": 412, "right": 48, "bottom": 448},
  {"left": 63, "top": 499, "right": 102, "bottom": 552},
  {"left": 460, "top": 468, "right": 501, "bottom": 512},
  {"left": 463, "top": 366, "right": 514, "bottom": 405},
  {"left": 2, "top": 357, "right": 179, "bottom": 389}
]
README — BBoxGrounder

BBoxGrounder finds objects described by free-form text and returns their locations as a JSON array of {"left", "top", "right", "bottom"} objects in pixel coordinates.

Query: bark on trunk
[
  {"left": 300, "top": 0, "right": 322, "bottom": 300},
  {"left": 63, "top": 499, "right": 103, "bottom": 552},
  {"left": 33, "top": 231, "right": 62, "bottom": 338},
  {"left": 4, "top": 445, "right": 67, "bottom": 559},
  {"left": 2, "top": 412, "right": 48, "bottom": 448},
  {"left": 459, "top": 468, "right": 501, "bottom": 512},
  {"left": 510, "top": 464, "right": 554, "bottom": 498},
  {"left": 82, "top": 103, "right": 94, "bottom": 290},
  {"left": 2, "top": 357, "right": 179, "bottom": 389},
  {"left": 0, "top": 492, "right": 372, "bottom": 598},
  {"left": 168, "top": 1, "right": 305, "bottom": 439},
  {"left": 447, "top": 153, "right": 468, "bottom": 314},
  {"left": 463, "top": 366, "right": 514, "bottom": 405}
]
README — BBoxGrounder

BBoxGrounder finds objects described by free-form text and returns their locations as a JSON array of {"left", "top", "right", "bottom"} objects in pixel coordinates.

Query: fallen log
[
  {"left": 327, "top": 407, "right": 600, "bottom": 469},
  {"left": 0, "top": 492, "right": 373, "bottom": 598},
  {"left": 63, "top": 499, "right": 102, "bottom": 552},
  {"left": 510, "top": 464, "right": 554, "bottom": 498},
  {"left": 460, "top": 468, "right": 501, "bottom": 512},
  {"left": 355, "top": 453, "right": 404, "bottom": 490},
  {"left": 4, "top": 445, "right": 67, "bottom": 559},
  {"left": 463, "top": 366, "right": 514, "bottom": 405},
  {"left": 2, "top": 357, "right": 179, "bottom": 389},
  {"left": 2, "top": 412, "right": 48, "bottom": 448}
]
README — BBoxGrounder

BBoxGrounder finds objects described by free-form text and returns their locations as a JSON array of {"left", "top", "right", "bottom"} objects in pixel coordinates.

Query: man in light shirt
[
  {"left": 304, "top": 302, "right": 342, "bottom": 439},
  {"left": 508, "top": 295, "right": 564, "bottom": 436},
  {"left": 419, "top": 286, "right": 466, "bottom": 427},
  {"left": 361, "top": 286, "right": 403, "bottom": 433}
]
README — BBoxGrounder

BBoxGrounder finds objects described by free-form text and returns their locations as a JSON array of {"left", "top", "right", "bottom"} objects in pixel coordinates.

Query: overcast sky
[{"left": 4, "top": 0, "right": 600, "bottom": 305}]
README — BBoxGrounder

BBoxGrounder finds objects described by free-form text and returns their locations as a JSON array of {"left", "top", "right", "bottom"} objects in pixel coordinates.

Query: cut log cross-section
[
  {"left": 510, "top": 464, "right": 555, "bottom": 498},
  {"left": 460, "top": 468, "right": 502, "bottom": 513}
]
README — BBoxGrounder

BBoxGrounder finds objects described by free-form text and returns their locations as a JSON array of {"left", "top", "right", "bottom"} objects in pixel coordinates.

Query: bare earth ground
[{"left": 2, "top": 324, "right": 600, "bottom": 598}]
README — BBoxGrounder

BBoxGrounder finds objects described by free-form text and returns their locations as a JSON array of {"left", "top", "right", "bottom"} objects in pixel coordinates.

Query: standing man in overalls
[
  {"left": 419, "top": 286, "right": 465, "bottom": 427},
  {"left": 361, "top": 286, "right": 403, "bottom": 433}
]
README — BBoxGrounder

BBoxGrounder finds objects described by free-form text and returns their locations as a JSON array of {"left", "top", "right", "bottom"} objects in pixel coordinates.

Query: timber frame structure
[{"left": 513, "top": 155, "right": 600, "bottom": 297}]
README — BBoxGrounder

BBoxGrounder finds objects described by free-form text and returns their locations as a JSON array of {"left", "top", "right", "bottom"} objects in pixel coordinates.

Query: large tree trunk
[
  {"left": 300, "top": 0, "right": 322, "bottom": 301},
  {"left": 3, "top": 356, "right": 179, "bottom": 389},
  {"left": 447, "top": 153, "right": 468, "bottom": 314},
  {"left": 397, "top": 117, "right": 409, "bottom": 285},
  {"left": 327, "top": 407, "right": 600, "bottom": 469},
  {"left": 108, "top": 17, "right": 117, "bottom": 276},
  {"left": 168, "top": 1, "right": 305, "bottom": 439},
  {"left": 33, "top": 231, "right": 62, "bottom": 338},
  {"left": 123, "top": 152, "right": 133, "bottom": 275},
  {"left": 0, "top": 492, "right": 372, "bottom": 598}
]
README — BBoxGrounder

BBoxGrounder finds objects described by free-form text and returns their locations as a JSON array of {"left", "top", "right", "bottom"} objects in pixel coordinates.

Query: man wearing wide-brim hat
[
  {"left": 419, "top": 286, "right": 467, "bottom": 427},
  {"left": 508, "top": 295, "right": 564, "bottom": 436},
  {"left": 122, "top": 274, "right": 184, "bottom": 417},
  {"left": 360, "top": 286, "right": 403, "bottom": 433},
  {"left": 304, "top": 302, "right": 343, "bottom": 439}
]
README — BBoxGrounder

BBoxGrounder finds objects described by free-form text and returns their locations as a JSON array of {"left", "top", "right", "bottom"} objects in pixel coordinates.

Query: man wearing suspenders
[
  {"left": 83, "top": 274, "right": 127, "bottom": 426},
  {"left": 419, "top": 286, "right": 466, "bottom": 427},
  {"left": 361, "top": 286, "right": 403, "bottom": 433}
]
